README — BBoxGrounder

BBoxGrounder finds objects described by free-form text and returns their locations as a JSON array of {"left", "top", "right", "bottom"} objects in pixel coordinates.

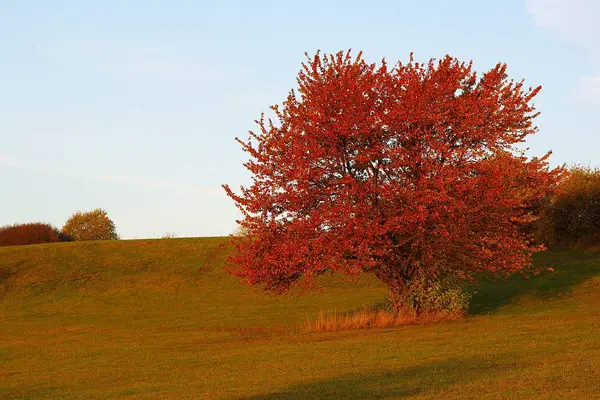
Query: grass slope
[{"left": 1, "top": 238, "right": 599, "bottom": 399}]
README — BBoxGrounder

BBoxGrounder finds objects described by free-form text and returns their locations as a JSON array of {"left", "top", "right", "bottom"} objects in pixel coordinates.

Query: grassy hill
[{"left": 1, "top": 238, "right": 600, "bottom": 399}]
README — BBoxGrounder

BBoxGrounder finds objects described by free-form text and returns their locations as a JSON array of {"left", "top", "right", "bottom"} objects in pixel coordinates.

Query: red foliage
[
  {"left": 223, "top": 51, "right": 562, "bottom": 310},
  {"left": 0, "top": 222, "right": 69, "bottom": 247}
]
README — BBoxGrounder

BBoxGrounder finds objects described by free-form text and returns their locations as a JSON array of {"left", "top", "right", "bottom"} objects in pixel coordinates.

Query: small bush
[
  {"left": 62, "top": 209, "right": 119, "bottom": 241},
  {"left": 537, "top": 166, "right": 600, "bottom": 247},
  {"left": 373, "top": 274, "right": 471, "bottom": 317},
  {"left": 401, "top": 274, "right": 471, "bottom": 315},
  {"left": 0, "top": 222, "right": 70, "bottom": 247}
]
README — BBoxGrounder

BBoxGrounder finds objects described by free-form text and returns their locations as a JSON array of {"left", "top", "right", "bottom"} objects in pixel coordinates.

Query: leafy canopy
[
  {"left": 62, "top": 208, "right": 119, "bottom": 241},
  {"left": 224, "top": 50, "right": 561, "bottom": 309},
  {"left": 538, "top": 166, "right": 600, "bottom": 247},
  {"left": 0, "top": 222, "right": 68, "bottom": 247}
]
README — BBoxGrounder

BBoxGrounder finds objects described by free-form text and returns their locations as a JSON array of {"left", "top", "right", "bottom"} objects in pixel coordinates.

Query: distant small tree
[
  {"left": 62, "top": 209, "right": 119, "bottom": 241},
  {"left": 0, "top": 222, "right": 69, "bottom": 246},
  {"left": 232, "top": 223, "right": 250, "bottom": 237},
  {"left": 537, "top": 166, "right": 600, "bottom": 247}
]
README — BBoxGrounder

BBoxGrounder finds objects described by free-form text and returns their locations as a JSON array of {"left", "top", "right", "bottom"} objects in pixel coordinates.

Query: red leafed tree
[{"left": 223, "top": 51, "right": 561, "bottom": 312}]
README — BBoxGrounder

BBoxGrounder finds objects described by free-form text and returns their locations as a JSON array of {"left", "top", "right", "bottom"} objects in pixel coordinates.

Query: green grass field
[{"left": 1, "top": 238, "right": 599, "bottom": 399}]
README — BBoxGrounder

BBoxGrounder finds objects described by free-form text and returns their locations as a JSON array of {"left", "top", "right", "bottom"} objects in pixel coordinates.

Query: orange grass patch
[{"left": 304, "top": 308, "right": 464, "bottom": 333}]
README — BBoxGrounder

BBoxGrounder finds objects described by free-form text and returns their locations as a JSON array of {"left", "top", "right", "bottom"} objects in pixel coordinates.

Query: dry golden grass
[{"left": 304, "top": 308, "right": 464, "bottom": 333}]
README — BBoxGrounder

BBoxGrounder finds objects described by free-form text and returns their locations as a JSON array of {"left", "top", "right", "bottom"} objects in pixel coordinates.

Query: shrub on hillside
[
  {"left": 403, "top": 274, "right": 471, "bottom": 315},
  {"left": 376, "top": 274, "right": 471, "bottom": 316},
  {"left": 62, "top": 209, "right": 119, "bottom": 241},
  {"left": 0, "top": 222, "right": 70, "bottom": 247},
  {"left": 537, "top": 166, "right": 600, "bottom": 247},
  {"left": 232, "top": 223, "right": 249, "bottom": 237}
]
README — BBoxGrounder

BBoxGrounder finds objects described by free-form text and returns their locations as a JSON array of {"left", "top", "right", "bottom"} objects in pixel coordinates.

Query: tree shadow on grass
[
  {"left": 239, "top": 354, "right": 517, "bottom": 399},
  {"left": 469, "top": 248, "right": 600, "bottom": 315},
  {"left": 0, "top": 260, "right": 25, "bottom": 298},
  {"left": 0, "top": 260, "right": 24, "bottom": 282}
]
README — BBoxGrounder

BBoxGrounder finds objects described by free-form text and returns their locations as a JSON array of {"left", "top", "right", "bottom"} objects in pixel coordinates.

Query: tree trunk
[
  {"left": 374, "top": 269, "right": 408, "bottom": 317},
  {"left": 389, "top": 284, "right": 403, "bottom": 317}
]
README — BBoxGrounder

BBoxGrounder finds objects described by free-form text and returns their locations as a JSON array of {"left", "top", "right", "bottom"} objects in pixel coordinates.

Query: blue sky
[{"left": 1, "top": 0, "right": 598, "bottom": 239}]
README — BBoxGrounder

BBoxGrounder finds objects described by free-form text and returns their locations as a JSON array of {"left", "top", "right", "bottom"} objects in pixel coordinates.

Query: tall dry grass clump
[
  {"left": 305, "top": 307, "right": 463, "bottom": 333},
  {"left": 305, "top": 274, "right": 470, "bottom": 333}
]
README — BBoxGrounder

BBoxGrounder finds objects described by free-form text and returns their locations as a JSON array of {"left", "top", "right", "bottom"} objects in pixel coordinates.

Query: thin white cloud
[
  {"left": 582, "top": 76, "right": 600, "bottom": 97},
  {"left": 587, "top": 76, "right": 600, "bottom": 98},
  {"left": 528, "top": 0, "right": 600, "bottom": 46},
  {"left": 527, "top": 0, "right": 600, "bottom": 99},
  {"left": 0, "top": 153, "right": 222, "bottom": 196}
]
